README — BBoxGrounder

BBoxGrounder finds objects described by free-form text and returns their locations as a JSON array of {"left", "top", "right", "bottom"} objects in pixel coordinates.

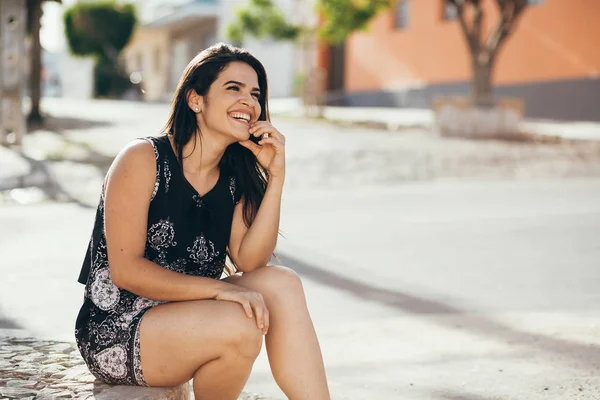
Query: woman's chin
[
  {"left": 229, "top": 132, "right": 251, "bottom": 143},
  {"left": 221, "top": 127, "right": 249, "bottom": 143}
]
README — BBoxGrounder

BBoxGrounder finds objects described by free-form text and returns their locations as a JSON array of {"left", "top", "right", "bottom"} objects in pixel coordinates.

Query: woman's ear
[{"left": 186, "top": 89, "right": 203, "bottom": 113}]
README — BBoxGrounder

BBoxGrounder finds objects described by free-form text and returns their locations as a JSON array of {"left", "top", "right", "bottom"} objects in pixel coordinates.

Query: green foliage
[
  {"left": 63, "top": 1, "right": 137, "bottom": 98},
  {"left": 64, "top": 1, "right": 136, "bottom": 61},
  {"left": 227, "top": 0, "right": 303, "bottom": 43},
  {"left": 228, "top": 0, "right": 393, "bottom": 45},
  {"left": 94, "top": 59, "right": 132, "bottom": 98},
  {"left": 318, "top": 0, "right": 393, "bottom": 44}
]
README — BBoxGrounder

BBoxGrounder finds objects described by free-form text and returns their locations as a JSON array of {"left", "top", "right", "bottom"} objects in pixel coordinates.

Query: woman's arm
[
  {"left": 104, "top": 140, "right": 229, "bottom": 301},
  {"left": 228, "top": 175, "right": 284, "bottom": 273},
  {"left": 232, "top": 120, "right": 287, "bottom": 273}
]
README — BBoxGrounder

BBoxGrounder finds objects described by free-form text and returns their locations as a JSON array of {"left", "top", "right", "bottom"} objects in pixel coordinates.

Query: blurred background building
[
  {"left": 33, "top": 0, "right": 600, "bottom": 121},
  {"left": 121, "top": 0, "right": 298, "bottom": 102},
  {"left": 316, "top": 0, "right": 600, "bottom": 121}
]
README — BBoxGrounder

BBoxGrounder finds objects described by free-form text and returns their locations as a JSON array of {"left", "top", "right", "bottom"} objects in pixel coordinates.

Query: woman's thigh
[{"left": 139, "top": 299, "right": 263, "bottom": 387}]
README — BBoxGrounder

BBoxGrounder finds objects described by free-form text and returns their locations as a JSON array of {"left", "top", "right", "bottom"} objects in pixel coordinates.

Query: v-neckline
[{"left": 163, "top": 135, "right": 223, "bottom": 199}]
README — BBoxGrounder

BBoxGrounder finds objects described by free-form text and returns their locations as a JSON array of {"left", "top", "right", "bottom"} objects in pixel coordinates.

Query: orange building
[{"left": 317, "top": 0, "right": 600, "bottom": 121}]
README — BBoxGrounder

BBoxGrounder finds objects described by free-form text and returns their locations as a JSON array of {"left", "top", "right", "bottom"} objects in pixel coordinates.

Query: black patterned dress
[{"left": 75, "top": 135, "right": 241, "bottom": 386}]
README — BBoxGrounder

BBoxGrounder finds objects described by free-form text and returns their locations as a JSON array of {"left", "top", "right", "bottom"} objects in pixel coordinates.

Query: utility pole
[{"left": 0, "top": 0, "right": 27, "bottom": 146}]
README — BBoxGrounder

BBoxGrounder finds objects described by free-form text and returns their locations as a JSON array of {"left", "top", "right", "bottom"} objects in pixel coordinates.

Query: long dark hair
[{"left": 162, "top": 43, "right": 270, "bottom": 272}]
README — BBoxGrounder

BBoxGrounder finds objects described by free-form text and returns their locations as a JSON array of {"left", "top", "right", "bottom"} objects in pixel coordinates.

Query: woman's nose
[{"left": 240, "top": 96, "right": 251, "bottom": 106}]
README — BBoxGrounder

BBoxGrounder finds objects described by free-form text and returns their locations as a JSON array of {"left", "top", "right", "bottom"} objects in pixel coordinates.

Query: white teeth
[{"left": 230, "top": 112, "right": 250, "bottom": 122}]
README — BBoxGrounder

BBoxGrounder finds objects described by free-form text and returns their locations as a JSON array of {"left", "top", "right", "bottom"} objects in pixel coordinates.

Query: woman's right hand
[{"left": 215, "top": 283, "right": 269, "bottom": 335}]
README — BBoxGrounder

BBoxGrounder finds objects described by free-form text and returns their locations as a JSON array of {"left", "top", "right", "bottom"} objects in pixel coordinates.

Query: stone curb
[
  {"left": 0, "top": 336, "right": 190, "bottom": 399},
  {"left": 0, "top": 335, "right": 273, "bottom": 400}
]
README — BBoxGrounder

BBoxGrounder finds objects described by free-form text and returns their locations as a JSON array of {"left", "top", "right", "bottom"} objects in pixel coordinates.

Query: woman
[{"left": 75, "top": 43, "right": 330, "bottom": 400}]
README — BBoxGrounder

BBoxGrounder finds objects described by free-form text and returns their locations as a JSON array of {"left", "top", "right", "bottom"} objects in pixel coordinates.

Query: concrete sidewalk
[
  {"left": 269, "top": 97, "right": 600, "bottom": 141},
  {"left": 1, "top": 97, "right": 600, "bottom": 200},
  {"left": 2, "top": 181, "right": 600, "bottom": 399},
  {"left": 0, "top": 146, "right": 31, "bottom": 190}
]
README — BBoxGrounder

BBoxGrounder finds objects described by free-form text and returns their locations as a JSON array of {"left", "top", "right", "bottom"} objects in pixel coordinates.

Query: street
[{"left": 1, "top": 99, "right": 599, "bottom": 399}]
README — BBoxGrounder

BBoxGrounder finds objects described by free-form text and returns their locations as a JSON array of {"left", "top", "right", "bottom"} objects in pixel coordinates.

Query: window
[
  {"left": 443, "top": 0, "right": 457, "bottom": 21},
  {"left": 395, "top": 0, "right": 410, "bottom": 29}
]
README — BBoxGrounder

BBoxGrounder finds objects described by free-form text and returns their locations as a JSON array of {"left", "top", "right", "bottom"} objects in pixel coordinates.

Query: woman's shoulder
[
  {"left": 116, "top": 135, "right": 171, "bottom": 163},
  {"left": 104, "top": 137, "right": 163, "bottom": 202},
  {"left": 107, "top": 136, "right": 164, "bottom": 182},
  {"left": 115, "top": 138, "right": 158, "bottom": 165}
]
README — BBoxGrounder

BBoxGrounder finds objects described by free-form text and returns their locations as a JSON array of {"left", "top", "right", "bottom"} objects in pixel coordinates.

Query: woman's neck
[{"left": 172, "top": 131, "right": 228, "bottom": 175}]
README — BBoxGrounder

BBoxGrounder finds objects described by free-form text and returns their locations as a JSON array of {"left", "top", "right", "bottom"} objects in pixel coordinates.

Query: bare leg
[
  {"left": 139, "top": 299, "right": 263, "bottom": 400},
  {"left": 192, "top": 350, "right": 256, "bottom": 400},
  {"left": 224, "top": 265, "right": 330, "bottom": 400}
]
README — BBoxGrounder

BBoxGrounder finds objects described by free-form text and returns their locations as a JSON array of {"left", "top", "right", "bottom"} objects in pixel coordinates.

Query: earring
[{"left": 195, "top": 107, "right": 199, "bottom": 112}]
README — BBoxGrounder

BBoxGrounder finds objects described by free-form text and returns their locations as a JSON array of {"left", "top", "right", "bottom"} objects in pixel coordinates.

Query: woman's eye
[{"left": 228, "top": 86, "right": 259, "bottom": 99}]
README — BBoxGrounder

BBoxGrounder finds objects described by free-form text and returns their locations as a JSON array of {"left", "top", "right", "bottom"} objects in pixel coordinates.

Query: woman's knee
[
  {"left": 254, "top": 265, "right": 305, "bottom": 301},
  {"left": 217, "top": 302, "right": 263, "bottom": 359}
]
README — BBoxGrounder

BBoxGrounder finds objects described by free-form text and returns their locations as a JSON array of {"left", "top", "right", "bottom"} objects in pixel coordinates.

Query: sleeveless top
[
  {"left": 77, "top": 134, "right": 242, "bottom": 292},
  {"left": 74, "top": 135, "right": 242, "bottom": 386}
]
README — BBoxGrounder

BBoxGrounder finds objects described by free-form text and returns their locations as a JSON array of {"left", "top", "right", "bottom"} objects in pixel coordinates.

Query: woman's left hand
[{"left": 239, "top": 121, "right": 286, "bottom": 180}]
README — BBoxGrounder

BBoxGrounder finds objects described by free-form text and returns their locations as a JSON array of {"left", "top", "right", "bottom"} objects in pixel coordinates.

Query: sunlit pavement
[
  {"left": 2, "top": 179, "right": 599, "bottom": 399},
  {"left": 1, "top": 98, "right": 600, "bottom": 399}
]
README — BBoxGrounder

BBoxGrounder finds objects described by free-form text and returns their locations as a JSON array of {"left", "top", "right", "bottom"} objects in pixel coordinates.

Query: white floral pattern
[
  {"left": 90, "top": 268, "right": 120, "bottom": 311},
  {"left": 133, "top": 317, "right": 148, "bottom": 386},
  {"left": 144, "top": 138, "right": 160, "bottom": 200},
  {"left": 133, "top": 296, "right": 164, "bottom": 311},
  {"left": 98, "top": 190, "right": 105, "bottom": 213},
  {"left": 147, "top": 218, "right": 177, "bottom": 251},
  {"left": 94, "top": 344, "right": 128, "bottom": 380},
  {"left": 117, "top": 297, "right": 164, "bottom": 336},
  {"left": 163, "top": 159, "right": 171, "bottom": 193},
  {"left": 192, "top": 194, "right": 204, "bottom": 208},
  {"left": 229, "top": 176, "right": 236, "bottom": 204},
  {"left": 187, "top": 233, "right": 219, "bottom": 264}
]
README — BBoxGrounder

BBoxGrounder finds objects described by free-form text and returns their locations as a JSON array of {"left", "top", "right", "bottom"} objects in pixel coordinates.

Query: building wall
[
  {"left": 123, "top": 0, "right": 298, "bottom": 101},
  {"left": 123, "top": 28, "right": 171, "bottom": 101},
  {"left": 341, "top": 0, "right": 600, "bottom": 120},
  {"left": 169, "top": 19, "right": 218, "bottom": 93}
]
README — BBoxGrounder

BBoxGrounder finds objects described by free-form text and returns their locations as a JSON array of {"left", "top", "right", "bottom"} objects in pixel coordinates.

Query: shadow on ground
[
  {"left": 0, "top": 305, "right": 24, "bottom": 331},
  {"left": 278, "top": 252, "right": 600, "bottom": 371},
  {"left": 435, "top": 391, "right": 504, "bottom": 400},
  {"left": 1, "top": 114, "right": 116, "bottom": 207},
  {"left": 28, "top": 115, "right": 112, "bottom": 134},
  {"left": 0, "top": 149, "right": 98, "bottom": 208}
]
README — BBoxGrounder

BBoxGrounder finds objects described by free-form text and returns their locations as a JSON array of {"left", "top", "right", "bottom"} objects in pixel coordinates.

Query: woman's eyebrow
[{"left": 223, "top": 80, "right": 261, "bottom": 92}]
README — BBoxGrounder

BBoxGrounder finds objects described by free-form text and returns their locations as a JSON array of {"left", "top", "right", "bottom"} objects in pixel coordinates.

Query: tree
[
  {"left": 26, "top": 0, "right": 61, "bottom": 124},
  {"left": 228, "top": 0, "right": 391, "bottom": 113},
  {"left": 64, "top": 1, "right": 136, "bottom": 98},
  {"left": 448, "top": 0, "right": 528, "bottom": 106},
  {"left": 228, "top": 0, "right": 390, "bottom": 45},
  {"left": 229, "top": 0, "right": 528, "bottom": 108},
  {"left": 227, "top": 0, "right": 303, "bottom": 44}
]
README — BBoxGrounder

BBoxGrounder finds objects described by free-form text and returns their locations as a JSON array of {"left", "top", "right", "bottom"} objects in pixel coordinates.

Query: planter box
[{"left": 433, "top": 97, "right": 524, "bottom": 139}]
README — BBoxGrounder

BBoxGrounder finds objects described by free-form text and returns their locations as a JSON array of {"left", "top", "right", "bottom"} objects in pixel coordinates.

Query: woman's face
[{"left": 196, "top": 61, "right": 262, "bottom": 143}]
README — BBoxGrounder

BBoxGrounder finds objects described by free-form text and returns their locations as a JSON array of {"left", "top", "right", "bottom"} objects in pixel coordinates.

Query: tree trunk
[
  {"left": 27, "top": 0, "right": 42, "bottom": 124},
  {"left": 472, "top": 59, "right": 493, "bottom": 107}
]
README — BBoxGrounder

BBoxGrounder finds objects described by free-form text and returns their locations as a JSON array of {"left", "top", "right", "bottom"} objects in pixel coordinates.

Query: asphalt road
[
  {"left": 1, "top": 179, "right": 599, "bottom": 399},
  {"left": 1, "top": 98, "right": 599, "bottom": 399}
]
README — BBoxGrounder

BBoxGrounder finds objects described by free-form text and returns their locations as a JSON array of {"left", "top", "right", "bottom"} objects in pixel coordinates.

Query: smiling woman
[{"left": 73, "top": 43, "right": 330, "bottom": 400}]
